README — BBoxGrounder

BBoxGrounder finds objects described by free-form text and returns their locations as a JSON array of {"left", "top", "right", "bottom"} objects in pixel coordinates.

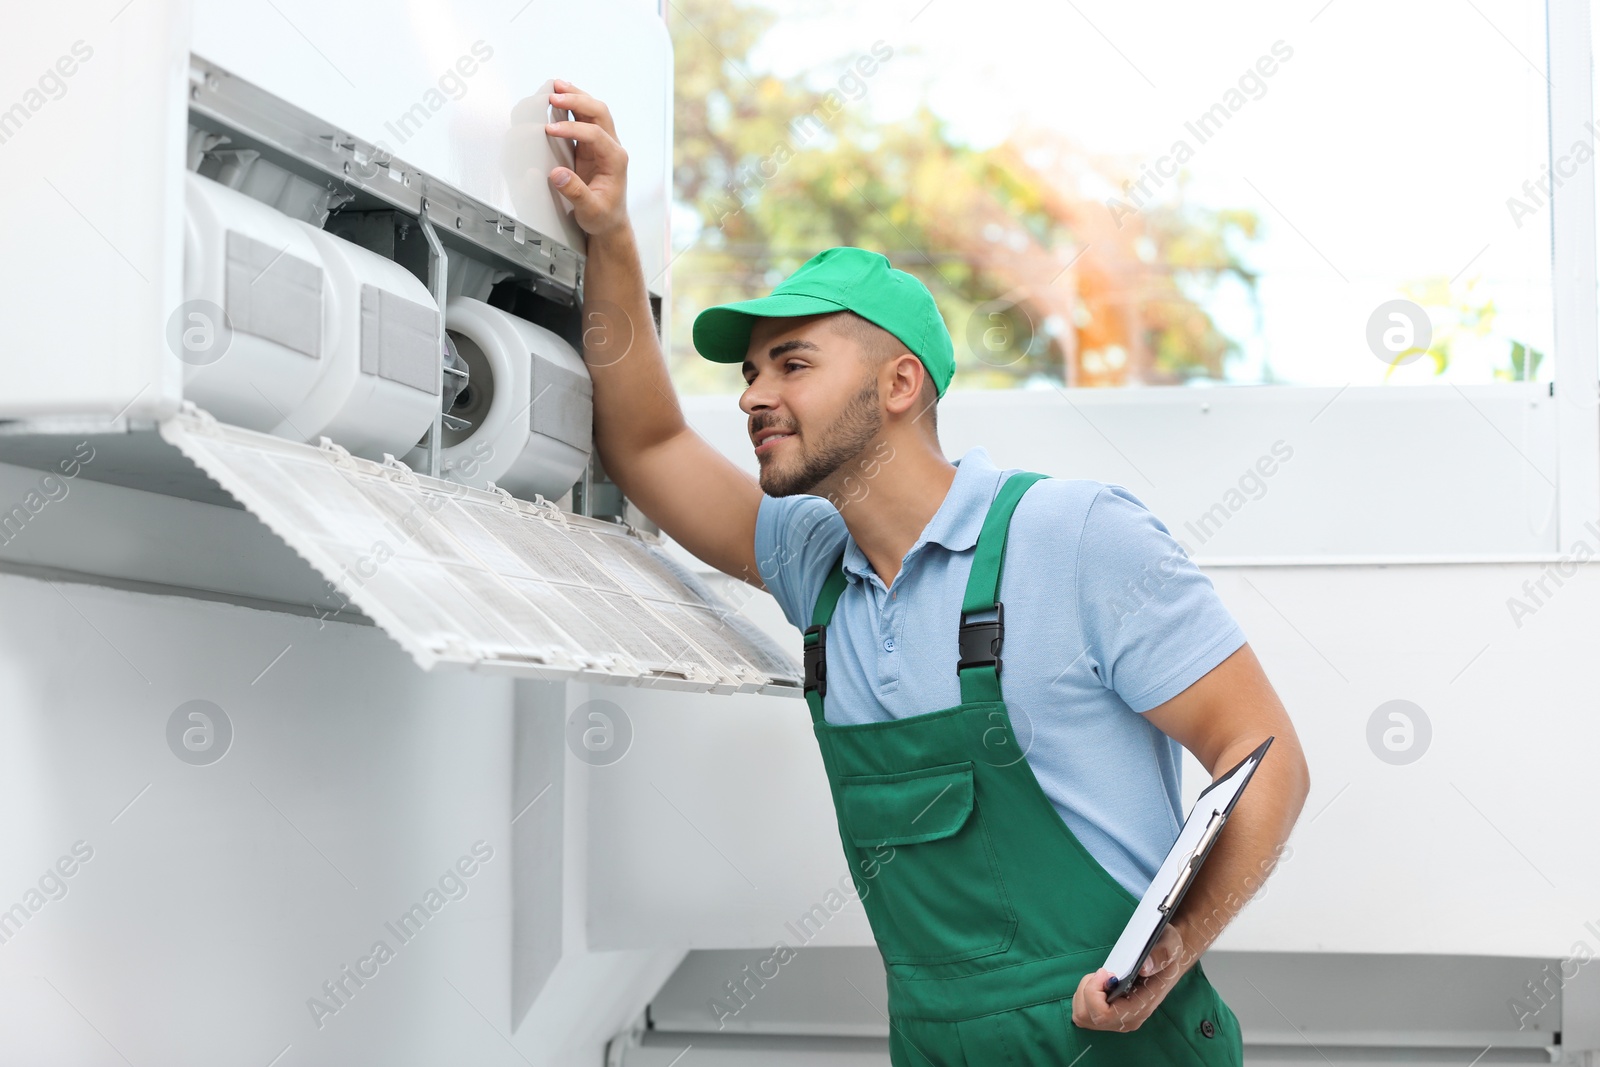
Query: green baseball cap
[{"left": 692, "top": 246, "right": 955, "bottom": 398}]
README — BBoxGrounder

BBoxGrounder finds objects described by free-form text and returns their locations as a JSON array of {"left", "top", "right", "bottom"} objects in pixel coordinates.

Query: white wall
[
  {"left": 0, "top": 573, "right": 691, "bottom": 1066},
  {"left": 0, "top": 573, "right": 513, "bottom": 1064}
]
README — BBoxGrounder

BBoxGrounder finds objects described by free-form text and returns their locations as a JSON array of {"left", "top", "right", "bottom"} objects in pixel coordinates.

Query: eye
[{"left": 785, "top": 360, "right": 805, "bottom": 372}]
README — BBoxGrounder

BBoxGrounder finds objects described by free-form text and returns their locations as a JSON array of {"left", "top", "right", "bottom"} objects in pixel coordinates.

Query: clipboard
[{"left": 1102, "top": 736, "right": 1274, "bottom": 1002}]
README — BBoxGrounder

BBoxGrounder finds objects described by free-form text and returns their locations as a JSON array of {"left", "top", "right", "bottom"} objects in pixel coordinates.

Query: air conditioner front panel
[{"left": 158, "top": 407, "right": 801, "bottom": 696}]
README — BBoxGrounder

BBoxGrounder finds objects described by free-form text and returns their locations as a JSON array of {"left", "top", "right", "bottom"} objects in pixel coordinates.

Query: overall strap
[
  {"left": 803, "top": 549, "right": 849, "bottom": 723},
  {"left": 801, "top": 470, "right": 1047, "bottom": 720},
  {"left": 958, "top": 471, "right": 1050, "bottom": 704}
]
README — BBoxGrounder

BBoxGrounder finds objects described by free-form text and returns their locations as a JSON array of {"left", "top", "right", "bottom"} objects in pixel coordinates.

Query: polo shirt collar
[{"left": 841, "top": 445, "right": 1003, "bottom": 583}]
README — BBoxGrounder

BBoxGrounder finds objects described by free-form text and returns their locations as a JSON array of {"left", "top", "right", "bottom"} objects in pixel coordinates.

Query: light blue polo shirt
[{"left": 754, "top": 445, "right": 1248, "bottom": 898}]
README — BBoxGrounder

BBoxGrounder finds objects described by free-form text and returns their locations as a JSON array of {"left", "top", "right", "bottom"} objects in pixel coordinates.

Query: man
[{"left": 543, "top": 79, "right": 1309, "bottom": 1061}]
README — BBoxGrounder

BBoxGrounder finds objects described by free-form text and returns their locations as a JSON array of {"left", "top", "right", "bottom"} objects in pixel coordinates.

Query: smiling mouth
[{"left": 756, "top": 432, "right": 796, "bottom": 453}]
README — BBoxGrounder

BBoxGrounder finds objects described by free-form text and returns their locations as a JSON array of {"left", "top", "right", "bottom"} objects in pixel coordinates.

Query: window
[
  {"left": 667, "top": 0, "right": 1552, "bottom": 390},
  {"left": 669, "top": 0, "right": 1597, "bottom": 562}
]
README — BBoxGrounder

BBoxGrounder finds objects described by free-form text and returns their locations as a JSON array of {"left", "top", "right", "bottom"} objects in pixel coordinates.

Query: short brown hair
[{"left": 830, "top": 311, "right": 939, "bottom": 436}]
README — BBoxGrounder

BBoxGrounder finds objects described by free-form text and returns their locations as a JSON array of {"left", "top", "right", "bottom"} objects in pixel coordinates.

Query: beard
[{"left": 759, "top": 373, "right": 883, "bottom": 498}]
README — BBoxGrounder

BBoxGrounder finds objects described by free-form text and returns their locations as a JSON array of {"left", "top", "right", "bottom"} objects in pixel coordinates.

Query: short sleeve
[
  {"left": 754, "top": 493, "right": 849, "bottom": 631},
  {"left": 1075, "top": 485, "right": 1247, "bottom": 713}
]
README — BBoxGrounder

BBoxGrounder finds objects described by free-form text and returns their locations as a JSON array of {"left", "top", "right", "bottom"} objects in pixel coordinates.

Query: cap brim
[{"left": 692, "top": 292, "right": 848, "bottom": 363}]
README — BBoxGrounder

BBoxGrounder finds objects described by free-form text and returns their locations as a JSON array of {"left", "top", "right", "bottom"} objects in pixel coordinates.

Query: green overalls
[{"left": 801, "top": 470, "right": 1244, "bottom": 1065}]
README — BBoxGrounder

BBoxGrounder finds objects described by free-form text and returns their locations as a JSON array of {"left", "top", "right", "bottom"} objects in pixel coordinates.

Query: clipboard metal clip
[{"left": 1159, "top": 811, "right": 1226, "bottom": 914}]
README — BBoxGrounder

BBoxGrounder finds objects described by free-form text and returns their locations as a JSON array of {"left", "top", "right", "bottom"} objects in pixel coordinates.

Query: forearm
[
  {"left": 1077, "top": 650, "right": 1308, "bottom": 1032},
  {"left": 580, "top": 223, "right": 688, "bottom": 473},
  {"left": 1168, "top": 734, "right": 1308, "bottom": 967}
]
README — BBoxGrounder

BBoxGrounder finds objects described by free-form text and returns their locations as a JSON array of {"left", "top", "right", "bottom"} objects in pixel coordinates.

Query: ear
[{"left": 883, "top": 354, "right": 925, "bottom": 416}]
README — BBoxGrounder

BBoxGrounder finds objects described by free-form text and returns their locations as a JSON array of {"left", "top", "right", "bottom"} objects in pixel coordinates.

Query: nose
[{"left": 739, "top": 373, "right": 777, "bottom": 417}]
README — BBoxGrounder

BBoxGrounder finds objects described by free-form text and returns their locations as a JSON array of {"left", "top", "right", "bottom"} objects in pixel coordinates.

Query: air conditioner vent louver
[{"left": 160, "top": 407, "right": 801, "bottom": 695}]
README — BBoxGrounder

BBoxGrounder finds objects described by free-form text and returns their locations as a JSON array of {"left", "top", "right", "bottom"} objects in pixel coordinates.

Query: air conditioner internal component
[
  {"left": 180, "top": 171, "right": 331, "bottom": 432},
  {"left": 159, "top": 405, "right": 798, "bottom": 695},
  {"left": 292, "top": 222, "right": 442, "bottom": 459},
  {"left": 181, "top": 172, "right": 445, "bottom": 461},
  {"left": 187, "top": 124, "right": 345, "bottom": 227},
  {"left": 435, "top": 296, "right": 592, "bottom": 499}
]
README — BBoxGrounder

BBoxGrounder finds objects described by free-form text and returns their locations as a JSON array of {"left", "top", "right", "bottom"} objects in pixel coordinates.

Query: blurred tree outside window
[{"left": 664, "top": 0, "right": 1551, "bottom": 393}]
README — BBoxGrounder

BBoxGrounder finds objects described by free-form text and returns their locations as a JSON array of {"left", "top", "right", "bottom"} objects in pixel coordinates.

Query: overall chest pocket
[{"left": 839, "top": 761, "right": 1018, "bottom": 966}]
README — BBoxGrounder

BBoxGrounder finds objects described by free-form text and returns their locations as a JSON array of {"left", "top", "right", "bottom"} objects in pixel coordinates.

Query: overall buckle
[
  {"left": 803, "top": 623, "right": 828, "bottom": 696},
  {"left": 957, "top": 602, "right": 1004, "bottom": 676}
]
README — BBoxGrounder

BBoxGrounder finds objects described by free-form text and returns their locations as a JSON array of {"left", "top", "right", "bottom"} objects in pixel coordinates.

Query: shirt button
[
  {"left": 883, "top": 637, "right": 895, "bottom": 652},
  {"left": 1200, "top": 1019, "right": 1215, "bottom": 1038}
]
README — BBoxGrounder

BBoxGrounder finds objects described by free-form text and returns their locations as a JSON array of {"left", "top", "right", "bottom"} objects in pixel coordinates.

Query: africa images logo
[{"left": 166, "top": 700, "right": 233, "bottom": 766}]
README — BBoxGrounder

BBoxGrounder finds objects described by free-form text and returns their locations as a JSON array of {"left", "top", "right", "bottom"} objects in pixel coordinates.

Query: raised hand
[{"left": 544, "top": 79, "right": 631, "bottom": 238}]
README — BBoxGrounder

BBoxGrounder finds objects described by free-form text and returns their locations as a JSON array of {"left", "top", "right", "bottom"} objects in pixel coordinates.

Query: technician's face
[{"left": 740, "top": 314, "right": 882, "bottom": 499}]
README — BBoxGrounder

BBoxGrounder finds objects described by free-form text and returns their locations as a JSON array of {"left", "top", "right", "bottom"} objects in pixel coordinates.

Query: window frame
[{"left": 1548, "top": 0, "right": 1600, "bottom": 557}]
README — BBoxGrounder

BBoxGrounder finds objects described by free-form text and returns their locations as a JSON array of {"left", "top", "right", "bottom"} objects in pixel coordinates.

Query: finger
[
  {"left": 1154, "top": 927, "right": 1187, "bottom": 975},
  {"left": 545, "top": 119, "right": 623, "bottom": 156},
  {"left": 1116, "top": 969, "right": 1178, "bottom": 1032},
  {"left": 1080, "top": 969, "right": 1123, "bottom": 1030},
  {"left": 1099, "top": 985, "right": 1145, "bottom": 1032},
  {"left": 1070, "top": 970, "right": 1102, "bottom": 1027},
  {"left": 545, "top": 120, "right": 624, "bottom": 175},
  {"left": 550, "top": 88, "right": 615, "bottom": 138},
  {"left": 548, "top": 166, "right": 591, "bottom": 203},
  {"left": 549, "top": 86, "right": 617, "bottom": 140},
  {"left": 1141, "top": 927, "right": 1179, "bottom": 977}
]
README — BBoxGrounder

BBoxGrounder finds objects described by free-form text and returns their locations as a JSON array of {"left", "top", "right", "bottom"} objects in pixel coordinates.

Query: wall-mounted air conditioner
[{"left": 0, "top": 15, "right": 796, "bottom": 696}]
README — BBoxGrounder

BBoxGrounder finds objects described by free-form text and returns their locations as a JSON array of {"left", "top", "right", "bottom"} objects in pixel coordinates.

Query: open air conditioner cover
[{"left": 160, "top": 406, "right": 801, "bottom": 696}]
